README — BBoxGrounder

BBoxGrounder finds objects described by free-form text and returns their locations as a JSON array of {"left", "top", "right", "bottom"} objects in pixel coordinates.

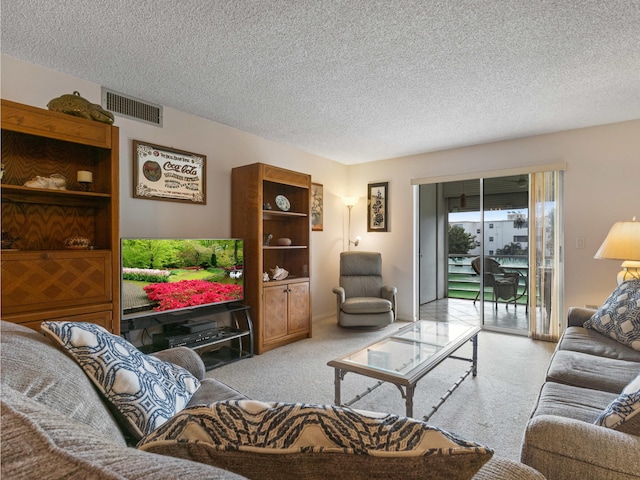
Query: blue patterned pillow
[
  {"left": 595, "top": 374, "right": 640, "bottom": 432},
  {"left": 41, "top": 321, "right": 200, "bottom": 440},
  {"left": 138, "top": 400, "right": 493, "bottom": 480},
  {"left": 584, "top": 280, "right": 640, "bottom": 351}
]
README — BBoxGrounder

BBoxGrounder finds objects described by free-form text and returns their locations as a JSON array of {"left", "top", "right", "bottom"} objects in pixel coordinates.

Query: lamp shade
[
  {"left": 342, "top": 196, "right": 358, "bottom": 207},
  {"left": 594, "top": 217, "right": 640, "bottom": 262}
]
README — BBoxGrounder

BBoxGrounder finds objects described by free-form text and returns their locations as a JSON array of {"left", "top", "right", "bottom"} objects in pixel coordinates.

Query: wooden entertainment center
[{"left": 1, "top": 99, "right": 120, "bottom": 333}]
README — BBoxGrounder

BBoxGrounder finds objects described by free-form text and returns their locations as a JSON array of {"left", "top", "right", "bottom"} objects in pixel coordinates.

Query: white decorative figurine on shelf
[
  {"left": 270, "top": 265, "right": 289, "bottom": 281},
  {"left": 24, "top": 173, "right": 67, "bottom": 190}
]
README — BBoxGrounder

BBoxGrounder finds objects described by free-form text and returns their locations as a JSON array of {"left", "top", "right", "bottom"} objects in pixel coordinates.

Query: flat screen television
[{"left": 121, "top": 238, "right": 243, "bottom": 319}]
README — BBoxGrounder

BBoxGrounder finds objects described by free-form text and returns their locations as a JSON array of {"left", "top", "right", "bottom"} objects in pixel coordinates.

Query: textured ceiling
[{"left": 2, "top": 1, "right": 639, "bottom": 164}]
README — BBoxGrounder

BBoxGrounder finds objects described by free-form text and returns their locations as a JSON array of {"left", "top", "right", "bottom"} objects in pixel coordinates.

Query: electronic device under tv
[{"left": 121, "top": 238, "right": 244, "bottom": 319}]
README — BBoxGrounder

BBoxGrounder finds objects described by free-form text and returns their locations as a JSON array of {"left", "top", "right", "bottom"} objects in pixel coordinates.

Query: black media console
[{"left": 120, "top": 302, "right": 253, "bottom": 370}]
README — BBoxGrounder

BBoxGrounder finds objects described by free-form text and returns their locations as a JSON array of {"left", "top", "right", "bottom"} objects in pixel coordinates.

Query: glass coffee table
[{"left": 327, "top": 320, "right": 480, "bottom": 419}]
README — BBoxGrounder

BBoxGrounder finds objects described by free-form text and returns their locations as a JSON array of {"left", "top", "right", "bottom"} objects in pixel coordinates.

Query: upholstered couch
[
  {"left": 1, "top": 320, "right": 543, "bottom": 479},
  {"left": 521, "top": 306, "right": 640, "bottom": 479}
]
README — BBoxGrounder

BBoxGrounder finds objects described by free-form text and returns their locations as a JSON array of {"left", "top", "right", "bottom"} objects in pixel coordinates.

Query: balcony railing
[{"left": 448, "top": 254, "right": 528, "bottom": 305}]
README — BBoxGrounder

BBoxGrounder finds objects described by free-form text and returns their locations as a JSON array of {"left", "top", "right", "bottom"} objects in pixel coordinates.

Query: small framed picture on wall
[
  {"left": 367, "top": 181, "right": 388, "bottom": 232},
  {"left": 311, "top": 182, "right": 323, "bottom": 231}
]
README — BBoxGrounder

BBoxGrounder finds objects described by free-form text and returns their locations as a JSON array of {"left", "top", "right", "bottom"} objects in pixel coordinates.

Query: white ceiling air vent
[{"left": 102, "top": 88, "right": 163, "bottom": 126}]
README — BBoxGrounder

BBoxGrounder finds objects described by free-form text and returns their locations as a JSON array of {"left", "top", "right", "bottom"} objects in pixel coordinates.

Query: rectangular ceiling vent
[{"left": 101, "top": 87, "right": 163, "bottom": 126}]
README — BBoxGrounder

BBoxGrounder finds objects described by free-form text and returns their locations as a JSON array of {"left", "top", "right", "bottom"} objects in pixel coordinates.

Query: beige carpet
[{"left": 207, "top": 316, "right": 556, "bottom": 462}]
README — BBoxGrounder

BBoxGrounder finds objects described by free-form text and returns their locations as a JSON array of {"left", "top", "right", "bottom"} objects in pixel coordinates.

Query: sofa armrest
[
  {"left": 381, "top": 285, "right": 397, "bottom": 300},
  {"left": 332, "top": 287, "right": 346, "bottom": 306},
  {"left": 151, "top": 347, "right": 206, "bottom": 381},
  {"left": 567, "top": 306, "right": 597, "bottom": 328},
  {"left": 381, "top": 285, "right": 397, "bottom": 318},
  {"left": 521, "top": 415, "right": 640, "bottom": 479}
]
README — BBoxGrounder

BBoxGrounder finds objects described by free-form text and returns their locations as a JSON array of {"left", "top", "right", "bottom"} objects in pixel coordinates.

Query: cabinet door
[
  {"left": 263, "top": 285, "right": 288, "bottom": 342},
  {"left": 288, "top": 281, "right": 310, "bottom": 334},
  {"left": 1, "top": 250, "right": 112, "bottom": 315}
]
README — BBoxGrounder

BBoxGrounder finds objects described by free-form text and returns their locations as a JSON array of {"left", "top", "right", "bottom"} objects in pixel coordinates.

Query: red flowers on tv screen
[{"left": 121, "top": 239, "right": 243, "bottom": 317}]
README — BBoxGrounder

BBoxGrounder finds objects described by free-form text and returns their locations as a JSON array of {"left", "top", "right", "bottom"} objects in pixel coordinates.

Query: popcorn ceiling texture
[{"left": 2, "top": 1, "right": 639, "bottom": 164}]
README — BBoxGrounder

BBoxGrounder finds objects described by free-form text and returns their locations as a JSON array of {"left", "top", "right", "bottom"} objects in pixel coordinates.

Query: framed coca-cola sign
[{"left": 133, "top": 140, "right": 206, "bottom": 204}]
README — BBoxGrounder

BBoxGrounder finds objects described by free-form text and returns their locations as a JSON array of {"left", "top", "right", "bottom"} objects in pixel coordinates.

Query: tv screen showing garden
[{"left": 121, "top": 239, "right": 244, "bottom": 315}]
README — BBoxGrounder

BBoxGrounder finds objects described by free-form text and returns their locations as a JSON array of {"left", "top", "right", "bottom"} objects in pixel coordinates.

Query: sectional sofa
[
  {"left": 521, "top": 304, "right": 640, "bottom": 479},
  {"left": 0, "top": 320, "right": 544, "bottom": 480}
]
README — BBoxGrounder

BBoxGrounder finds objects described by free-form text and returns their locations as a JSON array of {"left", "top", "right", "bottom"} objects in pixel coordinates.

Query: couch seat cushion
[
  {"left": 546, "top": 350, "right": 640, "bottom": 394},
  {"left": 342, "top": 297, "right": 392, "bottom": 314},
  {"left": 558, "top": 326, "right": 640, "bottom": 362},
  {"left": 531, "top": 382, "right": 618, "bottom": 423},
  {"left": 138, "top": 400, "right": 493, "bottom": 480},
  {"left": 0, "top": 321, "right": 126, "bottom": 445},
  {"left": 584, "top": 279, "right": 640, "bottom": 351},
  {"left": 41, "top": 321, "right": 200, "bottom": 440},
  {"left": 596, "top": 374, "right": 640, "bottom": 435}
]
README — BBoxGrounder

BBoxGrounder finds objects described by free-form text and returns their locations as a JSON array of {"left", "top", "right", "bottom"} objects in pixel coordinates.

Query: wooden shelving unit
[
  {"left": 231, "top": 163, "right": 312, "bottom": 354},
  {"left": 1, "top": 99, "right": 120, "bottom": 333}
]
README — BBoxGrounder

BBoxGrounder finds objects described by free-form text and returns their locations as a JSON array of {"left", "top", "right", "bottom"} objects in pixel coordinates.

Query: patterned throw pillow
[
  {"left": 584, "top": 279, "right": 640, "bottom": 351},
  {"left": 138, "top": 400, "right": 493, "bottom": 480},
  {"left": 595, "top": 374, "right": 640, "bottom": 434},
  {"left": 40, "top": 321, "right": 200, "bottom": 440}
]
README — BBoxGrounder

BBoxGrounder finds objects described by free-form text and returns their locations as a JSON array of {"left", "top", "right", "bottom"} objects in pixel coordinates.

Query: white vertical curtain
[{"left": 529, "top": 170, "right": 564, "bottom": 341}]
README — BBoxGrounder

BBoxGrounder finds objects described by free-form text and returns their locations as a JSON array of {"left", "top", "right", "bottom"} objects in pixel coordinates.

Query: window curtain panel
[{"left": 529, "top": 170, "right": 564, "bottom": 342}]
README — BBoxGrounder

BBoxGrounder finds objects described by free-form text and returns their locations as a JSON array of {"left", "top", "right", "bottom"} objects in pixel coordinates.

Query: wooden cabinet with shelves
[
  {"left": 231, "top": 163, "right": 312, "bottom": 354},
  {"left": 1, "top": 99, "right": 120, "bottom": 333}
]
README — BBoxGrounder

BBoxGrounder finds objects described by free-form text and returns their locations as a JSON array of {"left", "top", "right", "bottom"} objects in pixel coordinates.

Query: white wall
[
  {"left": 1, "top": 55, "right": 347, "bottom": 320},
  {"left": 348, "top": 123, "right": 640, "bottom": 319},
  {"left": 3, "top": 54, "right": 639, "bottom": 324}
]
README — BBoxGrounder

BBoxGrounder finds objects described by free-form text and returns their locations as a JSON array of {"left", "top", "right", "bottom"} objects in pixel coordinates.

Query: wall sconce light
[
  {"left": 594, "top": 216, "right": 640, "bottom": 284},
  {"left": 342, "top": 196, "right": 360, "bottom": 251}
]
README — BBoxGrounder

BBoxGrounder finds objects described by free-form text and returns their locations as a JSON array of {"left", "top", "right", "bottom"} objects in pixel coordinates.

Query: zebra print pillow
[
  {"left": 41, "top": 321, "right": 200, "bottom": 440},
  {"left": 138, "top": 400, "right": 493, "bottom": 480}
]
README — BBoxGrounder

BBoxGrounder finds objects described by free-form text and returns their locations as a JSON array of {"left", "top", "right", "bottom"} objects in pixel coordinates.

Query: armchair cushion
[{"left": 342, "top": 297, "right": 393, "bottom": 314}]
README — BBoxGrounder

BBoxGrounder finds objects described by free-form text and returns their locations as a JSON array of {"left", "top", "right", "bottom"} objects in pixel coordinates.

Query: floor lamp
[
  {"left": 343, "top": 196, "right": 360, "bottom": 251},
  {"left": 594, "top": 216, "right": 640, "bottom": 284}
]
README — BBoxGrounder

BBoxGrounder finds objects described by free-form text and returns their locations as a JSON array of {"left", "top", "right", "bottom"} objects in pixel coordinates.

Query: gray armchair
[{"left": 332, "top": 251, "right": 397, "bottom": 328}]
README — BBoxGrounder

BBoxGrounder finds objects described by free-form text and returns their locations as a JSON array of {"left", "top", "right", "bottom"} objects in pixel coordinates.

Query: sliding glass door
[
  {"left": 418, "top": 168, "right": 564, "bottom": 339},
  {"left": 478, "top": 175, "right": 530, "bottom": 333}
]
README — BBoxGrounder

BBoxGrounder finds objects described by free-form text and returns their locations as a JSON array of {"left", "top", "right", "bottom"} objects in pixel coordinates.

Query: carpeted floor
[{"left": 207, "top": 315, "right": 556, "bottom": 462}]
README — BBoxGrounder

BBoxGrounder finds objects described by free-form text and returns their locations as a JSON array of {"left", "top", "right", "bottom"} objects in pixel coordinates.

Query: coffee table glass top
[
  {"left": 339, "top": 321, "right": 477, "bottom": 377},
  {"left": 394, "top": 321, "right": 473, "bottom": 346}
]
